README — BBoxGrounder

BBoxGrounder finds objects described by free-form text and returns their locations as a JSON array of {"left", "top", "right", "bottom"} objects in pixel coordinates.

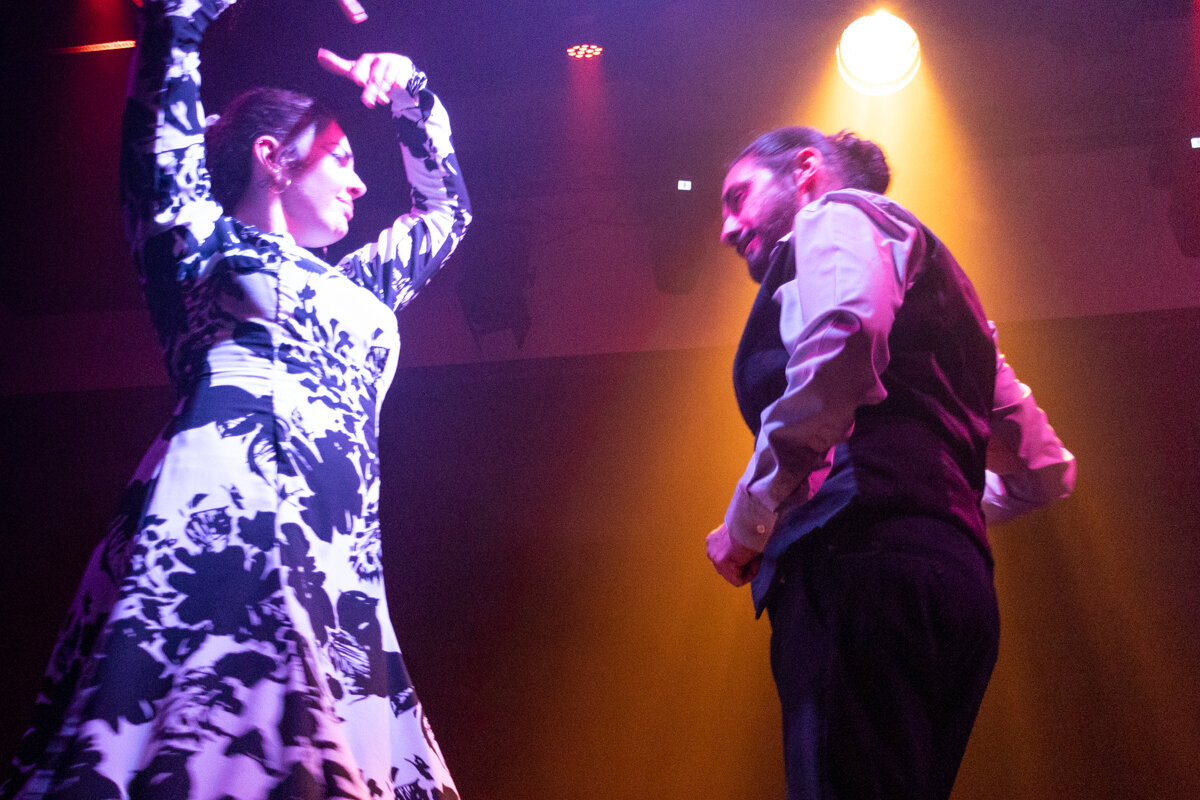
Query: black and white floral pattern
[{"left": 2, "top": 1, "right": 470, "bottom": 798}]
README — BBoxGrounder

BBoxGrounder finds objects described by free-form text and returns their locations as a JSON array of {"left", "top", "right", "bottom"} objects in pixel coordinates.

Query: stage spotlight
[
  {"left": 837, "top": 10, "right": 921, "bottom": 96},
  {"left": 567, "top": 44, "right": 603, "bottom": 59}
]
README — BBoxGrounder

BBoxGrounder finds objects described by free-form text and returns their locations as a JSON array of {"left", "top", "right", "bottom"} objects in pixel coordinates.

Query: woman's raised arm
[
  {"left": 325, "top": 49, "right": 472, "bottom": 310},
  {"left": 120, "top": 0, "right": 233, "bottom": 259}
]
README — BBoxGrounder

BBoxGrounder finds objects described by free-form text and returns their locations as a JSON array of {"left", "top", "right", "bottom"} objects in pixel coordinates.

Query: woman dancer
[{"left": 2, "top": 0, "right": 470, "bottom": 797}]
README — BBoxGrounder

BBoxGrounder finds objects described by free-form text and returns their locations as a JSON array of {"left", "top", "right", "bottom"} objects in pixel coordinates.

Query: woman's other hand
[
  {"left": 334, "top": 0, "right": 368, "bottom": 24},
  {"left": 317, "top": 49, "right": 418, "bottom": 108}
]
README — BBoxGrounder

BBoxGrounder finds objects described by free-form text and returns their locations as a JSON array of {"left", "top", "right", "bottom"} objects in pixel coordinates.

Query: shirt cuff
[
  {"left": 390, "top": 67, "right": 429, "bottom": 113},
  {"left": 724, "top": 487, "right": 778, "bottom": 552}
]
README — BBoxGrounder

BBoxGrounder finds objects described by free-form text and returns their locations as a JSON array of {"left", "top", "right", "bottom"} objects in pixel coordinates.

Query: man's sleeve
[
  {"left": 983, "top": 324, "right": 1077, "bottom": 524},
  {"left": 724, "top": 195, "right": 918, "bottom": 550}
]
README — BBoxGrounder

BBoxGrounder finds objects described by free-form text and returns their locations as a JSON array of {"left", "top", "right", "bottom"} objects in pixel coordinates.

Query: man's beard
[
  {"left": 745, "top": 241, "right": 776, "bottom": 284},
  {"left": 746, "top": 192, "right": 799, "bottom": 283}
]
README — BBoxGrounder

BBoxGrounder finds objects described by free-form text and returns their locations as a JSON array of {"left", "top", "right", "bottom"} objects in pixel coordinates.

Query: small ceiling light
[
  {"left": 567, "top": 44, "right": 603, "bottom": 59},
  {"left": 1191, "top": 136, "right": 1200, "bottom": 149},
  {"left": 836, "top": 10, "right": 921, "bottom": 96},
  {"left": 677, "top": 180, "right": 693, "bottom": 191}
]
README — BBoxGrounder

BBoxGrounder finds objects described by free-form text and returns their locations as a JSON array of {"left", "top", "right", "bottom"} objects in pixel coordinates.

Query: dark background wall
[{"left": 2, "top": 0, "right": 1199, "bottom": 797}]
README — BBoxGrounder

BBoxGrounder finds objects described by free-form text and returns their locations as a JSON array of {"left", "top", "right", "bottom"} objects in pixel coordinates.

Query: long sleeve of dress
[
  {"left": 982, "top": 325, "right": 1077, "bottom": 523},
  {"left": 337, "top": 79, "right": 472, "bottom": 311},
  {"left": 724, "top": 192, "right": 917, "bottom": 551},
  {"left": 121, "top": 0, "right": 232, "bottom": 273}
]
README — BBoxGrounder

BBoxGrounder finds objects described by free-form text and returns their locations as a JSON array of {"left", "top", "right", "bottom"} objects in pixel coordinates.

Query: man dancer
[{"left": 706, "top": 127, "right": 1075, "bottom": 800}]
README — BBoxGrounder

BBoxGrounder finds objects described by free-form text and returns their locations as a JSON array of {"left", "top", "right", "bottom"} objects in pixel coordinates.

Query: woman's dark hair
[
  {"left": 204, "top": 87, "right": 338, "bottom": 210},
  {"left": 734, "top": 126, "right": 891, "bottom": 194}
]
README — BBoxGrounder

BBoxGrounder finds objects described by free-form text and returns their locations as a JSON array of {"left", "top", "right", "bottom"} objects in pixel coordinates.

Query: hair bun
[{"left": 830, "top": 130, "right": 891, "bottom": 194}]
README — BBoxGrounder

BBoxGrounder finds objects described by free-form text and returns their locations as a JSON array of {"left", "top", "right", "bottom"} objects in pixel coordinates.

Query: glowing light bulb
[{"left": 837, "top": 10, "right": 921, "bottom": 96}]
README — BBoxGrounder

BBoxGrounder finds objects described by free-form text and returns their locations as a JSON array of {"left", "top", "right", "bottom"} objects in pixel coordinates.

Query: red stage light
[{"left": 567, "top": 44, "right": 603, "bottom": 59}]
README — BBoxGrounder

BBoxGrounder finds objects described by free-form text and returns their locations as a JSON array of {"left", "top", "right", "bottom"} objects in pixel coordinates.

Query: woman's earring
[{"left": 269, "top": 171, "right": 291, "bottom": 193}]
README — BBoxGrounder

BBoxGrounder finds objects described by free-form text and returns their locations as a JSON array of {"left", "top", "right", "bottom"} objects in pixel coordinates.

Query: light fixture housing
[{"left": 567, "top": 44, "right": 603, "bottom": 59}]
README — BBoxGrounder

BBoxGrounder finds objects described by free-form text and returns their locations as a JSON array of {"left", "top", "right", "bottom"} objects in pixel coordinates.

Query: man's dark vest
[{"left": 732, "top": 198, "right": 997, "bottom": 611}]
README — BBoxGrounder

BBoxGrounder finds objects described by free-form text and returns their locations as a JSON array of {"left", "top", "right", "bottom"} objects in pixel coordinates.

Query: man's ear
[{"left": 791, "top": 147, "right": 824, "bottom": 197}]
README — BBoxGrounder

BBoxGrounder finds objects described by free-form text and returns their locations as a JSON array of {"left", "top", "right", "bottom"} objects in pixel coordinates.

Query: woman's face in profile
[{"left": 280, "top": 121, "right": 368, "bottom": 248}]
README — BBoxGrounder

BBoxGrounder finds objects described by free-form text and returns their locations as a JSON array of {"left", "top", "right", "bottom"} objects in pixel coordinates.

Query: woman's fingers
[
  {"left": 318, "top": 48, "right": 377, "bottom": 105},
  {"left": 317, "top": 48, "right": 355, "bottom": 79},
  {"left": 317, "top": 49, "right": 378, "bottom": 105},
  {"left": 335, "top": 0, "right": 367, "bottom": 24},
  {"left": 371, "top": 58, "right": 402, "bottom": 104},
  {"left": 318, "top": 50, "right": 415, "bottom": 108},
  {"left": 362, "top": 58, "right": 389, "bottom": 106}
]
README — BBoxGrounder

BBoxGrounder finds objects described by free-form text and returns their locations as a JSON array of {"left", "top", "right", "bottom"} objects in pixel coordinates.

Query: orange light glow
[
  {"left": 50, "top": 40, "right": 136, "bottom": 55},
  {"left": 789, "top": 46, "right": 1013, "bottom": 318}
]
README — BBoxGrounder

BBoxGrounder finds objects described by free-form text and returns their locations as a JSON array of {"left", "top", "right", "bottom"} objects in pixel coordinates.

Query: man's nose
[
  {"left": 349, "top": 172, "right": 367, "bottom": 199},
  {"left": 721, "top": 215, "right": 741, "bottom": 246}
]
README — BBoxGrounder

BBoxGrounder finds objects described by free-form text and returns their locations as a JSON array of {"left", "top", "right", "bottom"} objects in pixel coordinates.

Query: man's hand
[
  {"left": 706, "top": 523, "right": 762, "bottom": 587},
  {"left": 318, "top": 49, "right": 418, "bottom": 107}
]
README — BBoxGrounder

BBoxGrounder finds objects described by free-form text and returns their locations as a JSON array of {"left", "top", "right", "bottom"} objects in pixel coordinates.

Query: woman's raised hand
[
  {"left": 317, "top": 49, "right": 419, "bottom": 108},
  {"left": 334, "top": 0, "right": 368, "bottom": 24}
]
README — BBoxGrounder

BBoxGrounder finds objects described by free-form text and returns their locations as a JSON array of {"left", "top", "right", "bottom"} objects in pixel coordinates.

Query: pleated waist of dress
[{"left": 170, "top": 338, "right": 390, "bottom": 415}]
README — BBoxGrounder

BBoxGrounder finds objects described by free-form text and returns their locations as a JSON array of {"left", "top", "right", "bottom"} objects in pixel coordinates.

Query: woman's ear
[
  {"left": 251, "top": 135, "right": 292, "bottom": 192},
  {"left": 252, "top": 134, "right": 283, "bottom": 178}
]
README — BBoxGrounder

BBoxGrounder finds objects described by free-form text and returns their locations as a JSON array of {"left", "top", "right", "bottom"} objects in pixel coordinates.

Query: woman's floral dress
[{"left": 1, "top": 1, "right": 470, "bottom": 798}]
